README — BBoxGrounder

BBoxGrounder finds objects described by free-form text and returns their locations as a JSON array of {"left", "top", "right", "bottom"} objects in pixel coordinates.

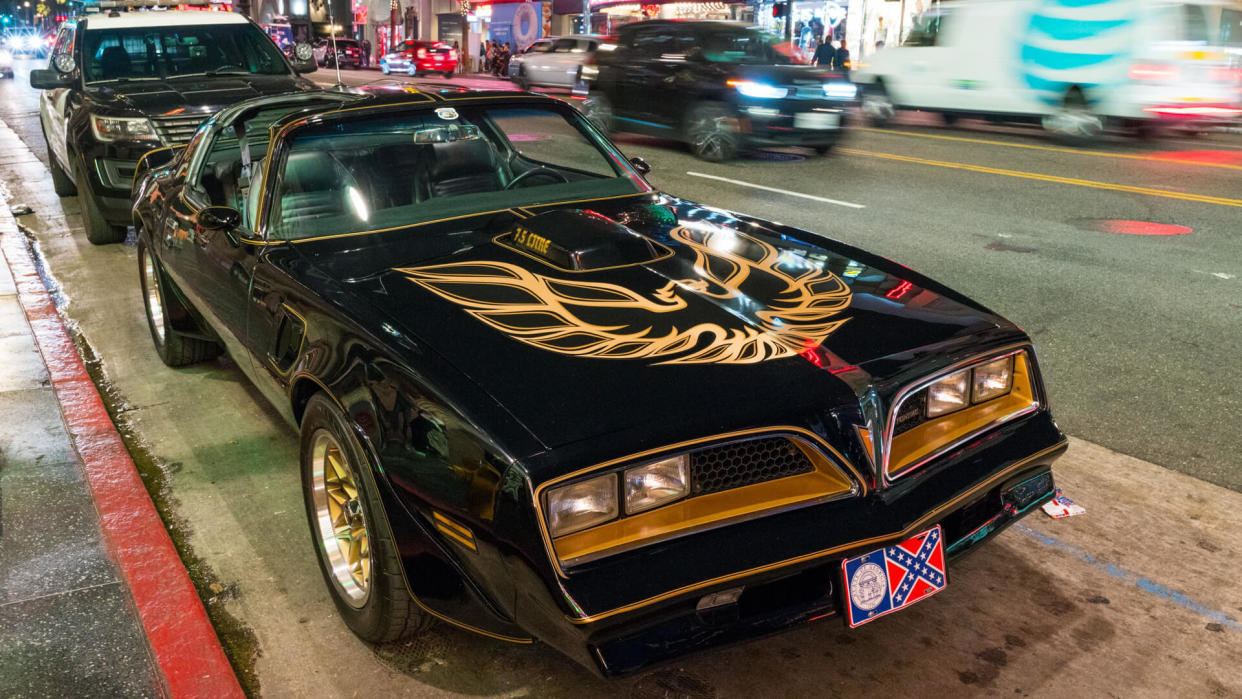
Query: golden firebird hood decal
[{"left": 396, "top": 226, "right": 852, "bottom": 365}]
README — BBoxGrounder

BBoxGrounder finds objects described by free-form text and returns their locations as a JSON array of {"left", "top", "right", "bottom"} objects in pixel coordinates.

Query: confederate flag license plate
[{"left": 842, "top": 525, "right": 947, "bottom": 628}]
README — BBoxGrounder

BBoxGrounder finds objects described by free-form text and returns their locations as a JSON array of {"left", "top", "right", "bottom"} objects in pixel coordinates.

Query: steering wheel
[{"left": 505, "top": 166, "right": 569, "bottom": 190}]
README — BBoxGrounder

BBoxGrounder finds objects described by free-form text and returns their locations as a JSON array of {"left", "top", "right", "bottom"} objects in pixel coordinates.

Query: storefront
[{"left": 585, "top": 1, "right": 749, "bottom": 34}]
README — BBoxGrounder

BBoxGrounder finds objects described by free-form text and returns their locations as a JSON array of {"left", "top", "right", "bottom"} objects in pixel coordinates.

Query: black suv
[
  {"left": 31, "top": 10, "right": 318, "bottom": 244},
  {"left": 577, "top": 21, "right": 858, "bottom": 161}
]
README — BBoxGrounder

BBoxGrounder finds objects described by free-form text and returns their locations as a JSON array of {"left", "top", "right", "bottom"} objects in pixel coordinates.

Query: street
[{"left": 1, "top": 57, "right": 1240, "bottom": 697}]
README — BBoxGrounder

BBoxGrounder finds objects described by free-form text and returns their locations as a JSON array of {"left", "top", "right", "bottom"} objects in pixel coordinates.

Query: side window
[
  {"left": 632, "top": 29, "right": 673, "bottom": 58},
  {"left": 903, "top": 12, "right": 948, "bottom": 47},
  {"left": 551, "top": 38, "right": 577, "bottom": 53}
]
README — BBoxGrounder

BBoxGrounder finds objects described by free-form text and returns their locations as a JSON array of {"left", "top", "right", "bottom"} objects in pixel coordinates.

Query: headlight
[
  {"left": 546, "top": 473, "right": 617, "bottom": 537},
  {"left": 926, "top": 369, "right": 970, "bottom": 417},
  {"left": 0, "top": 50, "right": 11, "bottom": 66},
  {"left": 624, "top": 455, "right": 689, "bottom": 514},
  {"left": 24, "top": 35, "right": 39, "bottom": 50},
  {"left": 91, "top": 115, "right": 158, "bottom": 142},
  {"left": 971, "top": 355, "right": 1014, "bottom": 403},
  {"left": 730, "top": 80, "right": 789, "bottom": 99},
  {"left": 824, "top": 82, "right": 857, "bottom": 99}
]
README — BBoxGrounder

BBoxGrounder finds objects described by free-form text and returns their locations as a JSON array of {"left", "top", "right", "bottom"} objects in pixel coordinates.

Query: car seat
[{"left": 425, "top": 139, "right": 502, "bottom": 198}]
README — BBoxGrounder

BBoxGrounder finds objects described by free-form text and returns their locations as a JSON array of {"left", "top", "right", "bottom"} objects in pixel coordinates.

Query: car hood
[
  {"left": 85, "top": 75, "right": 311, "bottom": 117},
  {"left": 293, "top": 193, "right": 1020, "bottom": 450}
]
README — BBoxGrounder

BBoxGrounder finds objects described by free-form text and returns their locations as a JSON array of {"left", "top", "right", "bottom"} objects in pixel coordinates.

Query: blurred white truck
[{"left": 852, "top": 0, "right": 1242, "bottom": 141}]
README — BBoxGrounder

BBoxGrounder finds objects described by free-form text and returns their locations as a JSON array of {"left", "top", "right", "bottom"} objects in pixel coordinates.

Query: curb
[{"left": 0, "top": 216, "right": 244, "bottom": 699}]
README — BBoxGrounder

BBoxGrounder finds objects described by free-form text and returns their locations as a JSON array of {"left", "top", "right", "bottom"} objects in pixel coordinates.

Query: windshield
[
  {"left": 702, "top": 29, "right": 790, "bottom": 64},
  {"left": 82, "top": 23, "right": 290, "bottom": 83},
  {"left": 268, "top": 103, "right": 645, "bottom": 241}
]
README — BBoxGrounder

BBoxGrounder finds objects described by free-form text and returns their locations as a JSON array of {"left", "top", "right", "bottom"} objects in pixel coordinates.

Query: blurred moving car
[
  {"left": 380, "top": 40, "right": 457, "bottom": 77},
  {"left": 30, "top": 8, "right": 318, "bottom": 244},
  {"left": 510, "top": 34, "right": 605, "bottom": 90},
  {"left": 314, "top": 36, "right": 365, "bottom": 69},
  {"left": 577, "top": 21, "right": 858, "bottom": 161},
  {"left": 0, "top": 48, "right": 12, "bottom": 79},
  {"left": 131, "top": 86, "right": 1065, "bottom": 677},
  {"left": 853, "top": 0, "right": 1242, "bottom": 142}
]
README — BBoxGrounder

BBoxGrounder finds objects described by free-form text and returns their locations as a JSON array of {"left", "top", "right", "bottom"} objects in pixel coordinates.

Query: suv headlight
[
  {"left": 91, "top": 115, "right": 158, "bottom": 142},
  {"left": 624, "top": 455, "right": 689, "bottom": 514},
  {"left": 824, "top": 82, "right": 857, "bottom": 99},
  {"left": 546, "top": 473, "right": 617, "bottom": 537},
  {"left": 729, "top": 80, "right": 789, "bottom": 99}
]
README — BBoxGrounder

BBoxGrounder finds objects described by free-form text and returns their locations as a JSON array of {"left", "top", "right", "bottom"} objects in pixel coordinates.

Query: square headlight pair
[
  {"left": 925, "top": 355, "right": 1015, "bottom": 418},
  {"left": 546, "top": 455, "right": 690, "bottom": 538}
]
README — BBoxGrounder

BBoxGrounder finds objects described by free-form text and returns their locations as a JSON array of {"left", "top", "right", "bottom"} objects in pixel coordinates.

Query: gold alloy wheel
[
  {"left": 142, "top": 251, "right": 166, "bottom": 345},
  {"left": 310, "top": 429, "right": 372, "bottom": 608}
]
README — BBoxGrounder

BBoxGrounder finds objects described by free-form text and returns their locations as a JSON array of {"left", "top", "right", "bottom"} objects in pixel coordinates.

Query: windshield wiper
[{"left": 204, "top": 66, "right": 254, "bottom": 76}]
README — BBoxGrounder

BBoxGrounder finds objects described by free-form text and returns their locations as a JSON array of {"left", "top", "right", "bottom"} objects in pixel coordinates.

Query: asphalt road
[
  {"left": 3, "top": 58, "right": 1242, "bottom": 697},
  {"left": 5, "top": 64, "right": 1240, "bottom": 490}
]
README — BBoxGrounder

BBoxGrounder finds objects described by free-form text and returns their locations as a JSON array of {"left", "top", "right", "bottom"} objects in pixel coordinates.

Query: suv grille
[
  {"left": 152, "top": 114, "right": 208, "bottom": 145},
  {"left": 690, "top": 436, "right": 814, "bottom": 496}
]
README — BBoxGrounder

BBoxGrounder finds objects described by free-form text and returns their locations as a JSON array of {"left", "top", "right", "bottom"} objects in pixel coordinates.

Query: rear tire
[
  {"left": 443, "top": 71, "right": 453, "bottom": 79},
  {"left": 74, "top": 161, "right": 127, "bottom": 245},
  {"left": 138, "top": 240, "right": 220, "bottom": 367},
  {"left": 1042, "top": 88, "right": 1102, "bottom": 146},
  {"left": 408, "top": 65, "right": 418, "bottom": 77},
  {"left": 685, "top": 102, "right": 739, "bottom": 163},
  {"left": 300, "top": 393, "right": 432, "bottom": 643},
  {"left": 812, "top": 143, "right": 835, "bottom": 156}
]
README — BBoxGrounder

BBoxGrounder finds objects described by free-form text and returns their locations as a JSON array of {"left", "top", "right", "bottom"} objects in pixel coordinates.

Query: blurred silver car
[{"left": 510, "top": 35, "right": 605, "bottom": 90}]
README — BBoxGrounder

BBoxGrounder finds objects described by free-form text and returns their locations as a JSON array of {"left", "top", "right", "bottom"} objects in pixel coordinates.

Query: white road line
[{"left": 685, "top": 171, "right": 866, "bottom": 209}]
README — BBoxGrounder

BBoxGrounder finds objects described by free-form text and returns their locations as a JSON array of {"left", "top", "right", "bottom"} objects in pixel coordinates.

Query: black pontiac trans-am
[{"left": 130, "top": 87, "right": 1067, "bottom": 675}]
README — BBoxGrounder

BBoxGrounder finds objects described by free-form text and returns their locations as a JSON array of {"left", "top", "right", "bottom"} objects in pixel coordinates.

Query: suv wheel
[
  {"left": 686, "top": 102, "right": 739, "bottom": 163},
  {"left": 40, "top": 124, "right": 77, "bottom": 197},
  {"left": 581, "top": 92, "right": 614, "bottom": 132},
  {"left": 73, "top": 161, "right": 127, "bottom": 245}
]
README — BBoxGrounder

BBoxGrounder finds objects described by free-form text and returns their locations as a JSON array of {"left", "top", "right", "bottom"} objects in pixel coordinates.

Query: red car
[{"left": 380, "top": 40, "right": 457, "bottom": 77}]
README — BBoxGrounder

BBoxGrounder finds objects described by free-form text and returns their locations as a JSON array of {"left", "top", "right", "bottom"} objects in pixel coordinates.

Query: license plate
[
  {"left": 794, "top": 111, "right": 840, "bottom": 130},
  {"left": 842, "top": 525, "right": 947, "bottom": 628}
]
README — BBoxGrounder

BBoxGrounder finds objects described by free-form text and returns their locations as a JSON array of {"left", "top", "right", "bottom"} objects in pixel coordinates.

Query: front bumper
[
  {"left": 519, "top": 415, "right": 1065, "bottom": 676},
  {"left": 737, "top": 102, "right": 854, "bottom": 147}
]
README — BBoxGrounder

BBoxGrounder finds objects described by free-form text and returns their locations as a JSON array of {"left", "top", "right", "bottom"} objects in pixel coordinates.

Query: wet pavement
[{"left": 0, "top": 220, "right": 162, "bottom": 698}]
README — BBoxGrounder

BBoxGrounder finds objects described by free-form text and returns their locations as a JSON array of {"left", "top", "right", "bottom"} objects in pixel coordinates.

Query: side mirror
[
  {"left": 30, "top": 68, "right": 72, "bottom": 90},
  {"left": 139, "top": 145, "right": 184, "bottom": 172},
  {"left": 198, "top": 206, "right": 243, "bottom": 246},
  {"left": 629, "top": 156, "right": 652, "bottom": 176}
]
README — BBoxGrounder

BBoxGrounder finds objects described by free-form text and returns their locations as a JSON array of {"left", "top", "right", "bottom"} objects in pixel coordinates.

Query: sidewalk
[{"left": 0, "top": 207, "right": 241, "bottom": 697}]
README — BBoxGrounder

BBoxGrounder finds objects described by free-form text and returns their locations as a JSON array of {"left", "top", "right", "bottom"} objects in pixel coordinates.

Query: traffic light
[{"left": 772, "top": 2, "right": 787, "bottom": 18}]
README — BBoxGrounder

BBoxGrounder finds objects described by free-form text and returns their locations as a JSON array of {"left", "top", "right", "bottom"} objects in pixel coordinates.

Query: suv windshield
[
  {"left": 82, "top": 23, "right": 290, "bottom": 83},
  {"left": 268, "top": 104, "right": 645, "bottom": 241},
  {"left": 702, "top": 28, "right": 789, "bottom": 64}
]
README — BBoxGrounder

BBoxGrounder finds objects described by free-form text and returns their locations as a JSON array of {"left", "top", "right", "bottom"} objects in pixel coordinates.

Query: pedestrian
[
  {"left": 501, "top": 42, "right": 511, "bottom": 76},
  {"left": 812, "top": 33, "right": 835, "bottom": 67},
  {"left": 833, "top": 39, "right": 851, "bottom": 72},
  {"left": 479, "top": 39, "right": 487, "bottom": 73},
  {"left": 485, "top": 40, "right": 494, "bottom": 73},
  {"left": 360, "top": 37, "right": 371, "bottom": 67}
]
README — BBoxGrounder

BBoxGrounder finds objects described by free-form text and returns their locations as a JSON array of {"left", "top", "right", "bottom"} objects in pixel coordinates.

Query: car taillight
[
  {"left": 449, "top": 49, "right": 457, "bottom": 59},
  {"left": 1210, "top": 67, "right": 1242, "bottom": 83},
  {"left": 417, "top": 48, "right": 427, "bottom": 58},
  {"left": 1129, "top": 63, "right": 1178, "bottom": 81}
]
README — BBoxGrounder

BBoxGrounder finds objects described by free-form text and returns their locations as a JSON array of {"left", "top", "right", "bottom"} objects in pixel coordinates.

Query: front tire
[
  {"left": 74, "top": 161, "right": 127, "bottom": 245},
  {"left": 381, "top": 63, "right": 391, "bottom": 75},
  {"left": 408, "top": 65, "right": 418, "bottom": 77},
  {"left": 1042, "top": 88, "right": 1102, "bottom": 145},
  {"left": 300, "top": 393, "right": 431, "bottom": 643},
  {"left": 138, "top": 240, "right": 220, "bottom": 367},
  {"left": 40, "top": 123, "right": 76, "bottom": 196},
  {"left": 685, "top": 102, "right": 739, "bottom": 162},
  {"left": 861, "top": 81, "right": 895, "bottom": 128}
]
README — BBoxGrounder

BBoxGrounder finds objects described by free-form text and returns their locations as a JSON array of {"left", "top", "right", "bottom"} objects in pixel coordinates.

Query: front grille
[
  {"left": 689, "top": 436, "right": 814, "bottom": 496},
  {"left": 151, "top": 114, "right": 208, "bottom": 145}
]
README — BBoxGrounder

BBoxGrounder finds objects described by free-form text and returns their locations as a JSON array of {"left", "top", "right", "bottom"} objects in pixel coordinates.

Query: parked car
[
  {"left": 313, "top": 36, "right": 365, "bottom": 69},
  {"left": 852, "top": 0, "right": 1242, "bottom": 142},
  {"left": 30, "top": 9, "right": 318, "bottom": 244},
  {"left": 131, "top": 87, "right": 1065, "bottom": 676},
  {"left": 380, "top": 40, "right": 457, "bottom": 77},
  {"left": 577, "top": 20, "right": 858, "bottom": 161},
  {"left": 509, "top": 34, "right": 605, "bottom": 90}
]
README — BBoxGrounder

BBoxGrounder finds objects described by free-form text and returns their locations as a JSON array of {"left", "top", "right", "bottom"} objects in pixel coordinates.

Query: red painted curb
[{"left": 1, "top": 220, "right": 245, "bottom": 699}]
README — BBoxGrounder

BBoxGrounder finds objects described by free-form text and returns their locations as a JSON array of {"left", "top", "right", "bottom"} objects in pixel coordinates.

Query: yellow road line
[
  {"left": 857, "top": 127, "right": 1242, "bottom": 172},
  {"left": 839, "top": 147, "right": 1242, "bottom": 208}
]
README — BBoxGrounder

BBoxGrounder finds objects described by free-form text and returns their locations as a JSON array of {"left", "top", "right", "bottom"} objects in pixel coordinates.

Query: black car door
[{"left": 162, "top": 128, "right": 263, "bottom": 369}]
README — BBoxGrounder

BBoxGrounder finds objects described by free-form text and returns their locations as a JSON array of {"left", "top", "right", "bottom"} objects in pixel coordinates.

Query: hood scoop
[{"left": 494, "top": 209, "right": 671, "bottom": 272}]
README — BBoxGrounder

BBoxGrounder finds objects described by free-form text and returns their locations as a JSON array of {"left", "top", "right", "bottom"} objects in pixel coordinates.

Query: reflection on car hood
[
  {"left": 86, "top": 75, "right": 311, "bottom": 116},
  {"left": 293, "top": 193, "right": 1021, "bottom": 449}
]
